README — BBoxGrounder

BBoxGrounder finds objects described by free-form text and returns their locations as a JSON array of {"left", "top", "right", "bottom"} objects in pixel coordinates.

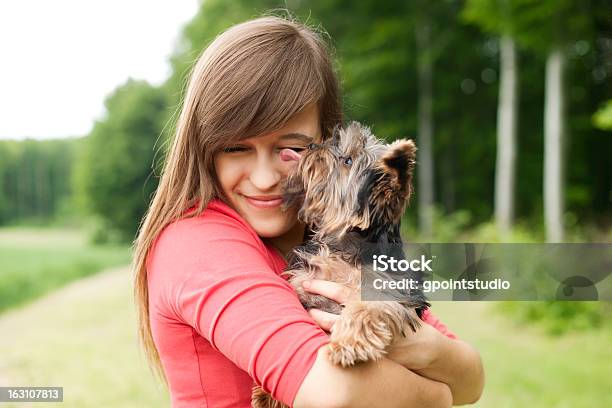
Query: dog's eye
[
  {"left": 343, "top": 157, "right": 353, "bottom": 165},
  {"left": 308, "top": 143, "right": 319, "bottom": 150}
]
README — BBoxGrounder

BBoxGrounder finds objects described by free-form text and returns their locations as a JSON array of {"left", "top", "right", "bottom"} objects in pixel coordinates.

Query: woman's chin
[
  {"left": 250, "top": 218, "right": 293, "bottom": 238},
  {"left": 237, "top": 203, "right": 298, "bottom": 239}
]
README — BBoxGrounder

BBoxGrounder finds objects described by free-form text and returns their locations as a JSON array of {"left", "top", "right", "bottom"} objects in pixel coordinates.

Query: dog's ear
[
  {"left": 381, "top": 139, "right": 417, "bottom": 195},
  {"left": 330, "top": 124, "right": 342, "bottom": 147}
]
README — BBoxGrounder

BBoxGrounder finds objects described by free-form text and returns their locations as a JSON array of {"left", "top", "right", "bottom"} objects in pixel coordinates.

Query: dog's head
[{"left": 282, "top": 121, "right": 416, "bottom": 239}]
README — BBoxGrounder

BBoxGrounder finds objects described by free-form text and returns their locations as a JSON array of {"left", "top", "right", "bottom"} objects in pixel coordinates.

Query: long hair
[{"left": 133, "top": 16, "right": 343, "bottom": 384}]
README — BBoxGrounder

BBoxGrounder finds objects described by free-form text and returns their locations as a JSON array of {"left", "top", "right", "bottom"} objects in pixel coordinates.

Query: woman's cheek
[{"left": 214, "top": 159, "right": 235, "bottom": 196}]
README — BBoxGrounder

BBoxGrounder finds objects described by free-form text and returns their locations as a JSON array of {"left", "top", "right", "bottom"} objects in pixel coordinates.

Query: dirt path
[{"left": 0, "top": 266, "right": 169, "bottom": 408}]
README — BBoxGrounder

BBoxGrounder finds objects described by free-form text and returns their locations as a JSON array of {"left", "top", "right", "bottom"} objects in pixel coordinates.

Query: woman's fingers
[
  {"left": 302, "top": 279, "right": 352, "bottom": 304},
  {"left": 308, "top": 308, "right": 339, "bottom": 332},
  {"left": 301, "top": 279, "right": 355, "bottom": 332}
]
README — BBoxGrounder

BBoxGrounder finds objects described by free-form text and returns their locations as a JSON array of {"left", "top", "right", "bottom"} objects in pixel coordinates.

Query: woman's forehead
[
  {"left": 243, "top": 130, "right": 317, "bottom": 145},
  {"left": 242, "top": 103, "right": 322, "bottom": 143}
]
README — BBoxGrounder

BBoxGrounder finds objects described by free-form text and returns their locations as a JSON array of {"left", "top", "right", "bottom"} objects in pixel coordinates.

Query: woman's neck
[{"left": 265, "top": 221, "right": 307, "bottom": 259}]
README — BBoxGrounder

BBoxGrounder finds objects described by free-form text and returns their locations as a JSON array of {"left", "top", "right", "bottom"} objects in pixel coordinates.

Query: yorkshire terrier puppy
[{"left": 252, "top": 122, "right": 429, "bottom": 408}]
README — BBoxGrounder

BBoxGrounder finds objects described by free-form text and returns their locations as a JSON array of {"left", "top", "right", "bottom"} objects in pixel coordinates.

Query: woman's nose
[{"left": 249, "top": 158, "right": 282, "bottom": 191}]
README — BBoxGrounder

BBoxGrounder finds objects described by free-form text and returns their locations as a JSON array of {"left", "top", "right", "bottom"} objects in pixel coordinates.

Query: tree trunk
[
  {"left": 544, "top": 47, "right": 565, "bottom": 242},
  {"left": 441, "top": 148, "right": 456, "bottom": 213},
  {"left": 495, "top": 35, "right": 518, "bottom": 236},
  {"left": 416, "top": 17, "right": 434, "bottom": 237}
]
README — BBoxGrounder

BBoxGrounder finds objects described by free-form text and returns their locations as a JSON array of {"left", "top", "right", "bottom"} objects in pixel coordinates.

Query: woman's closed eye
[
  {"left": 222, "top": 145, "right": 250, "bottom": 153},
  {"left": 222, "top": 146, "right": 306, "bottom": 153}
]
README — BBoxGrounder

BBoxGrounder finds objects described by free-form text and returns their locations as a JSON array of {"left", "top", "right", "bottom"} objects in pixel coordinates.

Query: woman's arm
[
  {"left": 386, "top": 323, "right": 485, "bottom": 405},
  {"left": 294, "top": 345, "right": 452, "bottom": 408},
  {"left": 301, "top": 279, "right": 484, "bottom": 406}
]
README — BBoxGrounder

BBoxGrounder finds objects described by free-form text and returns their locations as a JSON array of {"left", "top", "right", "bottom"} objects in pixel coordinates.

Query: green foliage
[
  {"left": 462, "top": 0, "right": 517, "bottom": 36},
  {"left": 402, "top": 206, "right": 472, "bottom": 242},
  {"left": 400, "top": 208, "right": 608, "bottom": 335},
  {"left": 593, "top": 100, "right": 612, "bottom": 130},
  {"left": 464, "top": 0, "right": 594, "bottom": 51},
  {"left": 401, "top": 206, "right": 546, "bottom": 243},
  {"left": 74, "top": 79, "right": 168, "bottom": 242},
  {"left": 0, "top": 139, "right": 77, "bottom": 225},
  {"left": 3, "top": 0, "right": 608, "bottom": 253},
  {"left": 497, "top": 301, "right": 606, "bottom": 335}
]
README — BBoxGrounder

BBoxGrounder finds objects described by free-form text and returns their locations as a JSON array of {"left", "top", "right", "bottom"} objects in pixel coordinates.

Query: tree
[
  {"left": 299, "top": 0, "right": 466, "bottom": 236},
  {"left": 496, "top": 35, "right": 519, "bottom": 235},
  {"left": 593, "top": 100, "right": 612, "bottom": 130},
  {"left": 465, "top": 0, "right": 596, "bottom": 241},
  {"left": 531, "top": 1, "right": 592, "bottom": 242},
  {"left": 0, "top": 139, "right": 76, "bottom": 224},
  {"left": 158, "top": 0, "right": 608, "bottom": 236},
  {"left": 74, "top": 79, "right": 168, "bottom": 241},
  {"left": 463, "top": 0, "right": 520, "bottom": 236},
  {"left": 543, "top": 45, "right": 566, "bottom": 242},
  {"left": 415, "top": 3, "right": 436, "bottom": 237}
]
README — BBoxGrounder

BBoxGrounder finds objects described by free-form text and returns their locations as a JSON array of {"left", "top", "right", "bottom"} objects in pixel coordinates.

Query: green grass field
[
  {"left": 433, "top": 301, "right": 612, "bottom": 407},
  {"left": 0, "top": 266, "right": 169, "bottom": 408},
  {"left": 0, "top": 227, "right": 131, "bottom": 312},
  {"left": 1, "top": 227, "right": 610, "bottom": 407},
  {"left": 1, "top": 266, "right": 610, "bottom": 407}
]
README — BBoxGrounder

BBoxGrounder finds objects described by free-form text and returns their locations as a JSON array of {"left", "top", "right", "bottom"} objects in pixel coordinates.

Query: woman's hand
[
  {"left": 302, "top": 279, "right": 484, "bottom": 404},
  {"left": 302, "top": 279, "right": 442, "bottom": 370},
  {"left": 385, "top": 320, "right": 445, "bottom": 371},
  {"left": 301, "top": 279, "right": 358, "bottom": 332}
]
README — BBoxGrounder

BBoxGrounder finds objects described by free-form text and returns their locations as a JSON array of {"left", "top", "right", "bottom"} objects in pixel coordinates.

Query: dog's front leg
[
  {"left": 328, "top": 301, "right": 420, "bottom": 367},
  {"left": 251, "top": 385, "right": 289, "bottom": 408}
]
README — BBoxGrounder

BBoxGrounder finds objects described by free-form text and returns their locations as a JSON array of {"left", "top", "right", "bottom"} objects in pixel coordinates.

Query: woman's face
[{"left": 214, "top": 104, "right": 321, "bottom": 239}]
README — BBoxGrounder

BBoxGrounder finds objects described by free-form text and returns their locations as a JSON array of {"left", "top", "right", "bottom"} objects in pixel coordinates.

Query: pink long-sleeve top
[{"left": 146, "top": 198, "right": 457, "bottom": 408}]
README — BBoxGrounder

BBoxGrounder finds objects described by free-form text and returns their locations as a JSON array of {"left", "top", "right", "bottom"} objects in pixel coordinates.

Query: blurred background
[{"left": 0, "top": 0, "right": 610, "bottom": 407}]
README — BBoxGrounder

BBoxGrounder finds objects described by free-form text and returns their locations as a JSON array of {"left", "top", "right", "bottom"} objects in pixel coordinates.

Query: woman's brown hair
[{"left": 133, "top": 15, "right": 343, "bottom": 383}]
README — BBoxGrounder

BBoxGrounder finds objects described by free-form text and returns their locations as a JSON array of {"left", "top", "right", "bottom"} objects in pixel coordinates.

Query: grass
[
  {"left": 0, "top": 227, "right": 131, "bottom": 312},
  {"left": 432, "top": 301, "right": 612, "bottom": 407},
  {"left": 0, "top": 266, "right": 169, "bottom": 408},
  {"left": 0, "top": 263, "right": 610, "bottom": 406}
]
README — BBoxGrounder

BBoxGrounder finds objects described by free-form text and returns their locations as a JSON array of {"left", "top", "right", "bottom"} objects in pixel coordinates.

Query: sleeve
[
  {"left": 157, "top": 216, "right": 330, "bottom": 406},
  {"left": 421, "top": 308, "right": 458, "bottom": 339}
]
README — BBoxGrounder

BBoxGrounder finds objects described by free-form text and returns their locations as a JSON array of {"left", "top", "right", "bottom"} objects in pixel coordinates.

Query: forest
[{"left": 0, "top": 0, "right": 609, "bottom": 245}]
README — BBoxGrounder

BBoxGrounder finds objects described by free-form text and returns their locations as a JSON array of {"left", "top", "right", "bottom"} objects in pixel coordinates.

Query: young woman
[{"left": 133, "top": 16, "right": 484, "bottom": 408}]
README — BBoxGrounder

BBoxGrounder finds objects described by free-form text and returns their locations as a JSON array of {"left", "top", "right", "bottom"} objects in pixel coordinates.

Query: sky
[{"left": 0, "top": 0, "right": 200, "bottom": 139}]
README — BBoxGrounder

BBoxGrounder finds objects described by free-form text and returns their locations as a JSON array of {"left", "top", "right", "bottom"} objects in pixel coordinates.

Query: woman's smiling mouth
[{"left": 242, "top": 194, "right": 284, "bottom": 209}]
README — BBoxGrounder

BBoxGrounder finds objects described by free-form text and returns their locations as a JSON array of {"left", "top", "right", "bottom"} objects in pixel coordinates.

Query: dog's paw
[
  {"left": 328, "top": 335, "right": 388, "bottom": 367},
  {"left": 251, "top": 385, "right": 289, "bottom": 408},
  {"left": 328, "top": 302, "right": 407, "bottom": 367}
]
